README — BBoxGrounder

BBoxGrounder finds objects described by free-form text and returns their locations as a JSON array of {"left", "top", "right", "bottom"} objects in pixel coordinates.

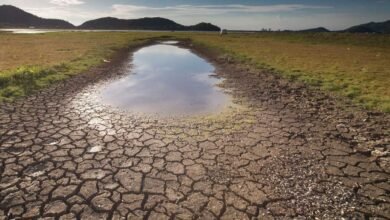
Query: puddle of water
[{"left": 99, "top": 44, "right": 230, "bottom": 116}]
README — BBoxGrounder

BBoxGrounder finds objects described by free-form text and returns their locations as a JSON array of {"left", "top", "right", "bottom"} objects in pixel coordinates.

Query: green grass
[
  {"left": 234, "top": 32, "right": 390, "bottom": 48},
  {"left": 0, "top": 31, "right": 389, "bottom": 112},
  {"left": 0, "top": 62, "right": 92, "bottom": 101},
  {"left": 182, "top": 32, "right": 390, "bottom": 112},
  {"left": 0, "top": 32, "right": 160, "bottom": 101}
]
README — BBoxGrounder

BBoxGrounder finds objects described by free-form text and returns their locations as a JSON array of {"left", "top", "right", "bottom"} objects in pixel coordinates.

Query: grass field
[
  {"left": 0, "top": 32, "right": 159, "bottom": 101},
  {"left": 187, "top": 32, "right": 390, "bottom": 112},
  {"left": 0, "top": 31, "right": 389, "bottom": 112}
]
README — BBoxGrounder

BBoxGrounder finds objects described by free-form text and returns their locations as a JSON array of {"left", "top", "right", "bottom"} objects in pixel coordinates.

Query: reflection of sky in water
[
  {"left": 100, "top": 44, "right": 229, "bottom": 116},
  {"left": 0, "top": 29, "right": 59, "bottom": 34}
]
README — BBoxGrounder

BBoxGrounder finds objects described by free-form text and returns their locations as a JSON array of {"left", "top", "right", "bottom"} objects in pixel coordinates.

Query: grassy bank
[
  {"left": 0, "top": 32, "right": 159, "bottom": 101},
  {"left": 185, "top": 32, "right": 390, "bottom": 112},
  {"left": 0, "top": 31, "right": 389, "bottom": 112}
]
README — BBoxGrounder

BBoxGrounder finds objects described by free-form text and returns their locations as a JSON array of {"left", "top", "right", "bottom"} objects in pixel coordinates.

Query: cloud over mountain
[
  {"left": 50, "top": 0, "right": 84, "bottom": 6},
  {"left": 111, "top": 4, "right": 332, "bottom": 17}
]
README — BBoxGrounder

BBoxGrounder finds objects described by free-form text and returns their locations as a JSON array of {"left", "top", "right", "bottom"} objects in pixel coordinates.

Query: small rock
[{"left": 88, "top": 145, "right": 102, "bottom": 153}]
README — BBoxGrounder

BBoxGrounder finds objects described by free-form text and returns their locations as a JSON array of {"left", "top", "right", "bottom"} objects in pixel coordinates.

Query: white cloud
[
  {"left": 6, "top": 2, "right": 389, "bottom": 30},
  {"left": 111, "top": 4, "right": 332, "bottom": 17},
  {"left": 107, "top": 4, "right": 333, "bottom": 30},
  {"left": 50, "top": 0, "right": 84, "bottom": 6}
]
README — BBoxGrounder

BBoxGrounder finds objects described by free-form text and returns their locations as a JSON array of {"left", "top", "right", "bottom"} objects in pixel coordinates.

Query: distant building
[{"left": 220, "top": 29, "right": 228, "bottom": 35}]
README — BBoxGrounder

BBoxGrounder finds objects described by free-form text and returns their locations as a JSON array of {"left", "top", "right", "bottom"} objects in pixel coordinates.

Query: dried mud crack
[{"left": 0, "top": 42, "right": 389, "bottom": 219}]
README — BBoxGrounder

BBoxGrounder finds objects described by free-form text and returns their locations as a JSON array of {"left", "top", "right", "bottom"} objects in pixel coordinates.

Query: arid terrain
[{"left": 0, "top": 37, "right": 389, "bottom": 219}]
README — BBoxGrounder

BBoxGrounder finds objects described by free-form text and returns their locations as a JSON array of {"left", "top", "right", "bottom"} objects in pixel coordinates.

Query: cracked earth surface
[{"left": 0, "top": 43, "right": 389, "bottom": 219}]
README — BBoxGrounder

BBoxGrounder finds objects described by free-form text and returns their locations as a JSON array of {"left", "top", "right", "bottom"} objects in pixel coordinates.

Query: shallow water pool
[{"left": 99, "top": 43, "right": 230, "bottom": 116}]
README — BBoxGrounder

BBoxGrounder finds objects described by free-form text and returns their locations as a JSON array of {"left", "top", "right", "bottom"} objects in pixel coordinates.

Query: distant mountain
[
  {"left": 344, "top": 20, "right": 390, "bottom": 34},
  {"left": 79, "top": 17, "right": 220, "bottom": 31},
  {"left": 79, "top": 17, "right": 186, "bottom": 30},
  {"left": 281, "top": 27, "right": 330, "bottom": 33},
  {"left": 188, "top": 22, "right": 221, "bottom": 31},
  {"left": 299, "top": 27, "right": 330, "bottom": 33},
  {"left": 0, "top": 5, "right": 74, "bottom": 29},
  {"left": 0, "top": 5, "right": 220, "bottom": 31}
]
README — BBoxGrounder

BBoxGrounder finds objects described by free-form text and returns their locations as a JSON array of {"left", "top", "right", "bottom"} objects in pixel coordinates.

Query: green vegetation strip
[
  {"left": 0, "top": 55, "right": 109, "bottom": 101},
  {"left": 184, "top": 32, "right": 390, "bottom": 112},
  {"left": 0, "top": 55, "right": 106, "bottom": 101},
  {"left": 0, "top": 32, "right": 389, "bottom": 112},
  {"left": 0, "top": 32, "right": 158, "bottom": 101}
]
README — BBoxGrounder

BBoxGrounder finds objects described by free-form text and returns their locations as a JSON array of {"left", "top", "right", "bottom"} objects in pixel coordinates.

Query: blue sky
[{"left": 2, "top": 0, "right": 390, "bottom": 30}]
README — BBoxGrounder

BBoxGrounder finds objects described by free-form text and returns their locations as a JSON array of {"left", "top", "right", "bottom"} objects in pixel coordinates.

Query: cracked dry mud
[{"left": 0, "top": 43, "right": 389, "bottom": 219}]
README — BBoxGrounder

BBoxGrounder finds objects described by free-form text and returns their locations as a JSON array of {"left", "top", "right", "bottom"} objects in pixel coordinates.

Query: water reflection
[
  {"left": 0, "top": 29, "right": 60, "bottom": 34},
  {"left": 99, "top": 44, "right": 230, "bottom": 116}
]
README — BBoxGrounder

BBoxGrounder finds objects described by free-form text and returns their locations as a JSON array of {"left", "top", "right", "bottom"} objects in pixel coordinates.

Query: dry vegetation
[{"left": 0, "top": 31, "right": 389, "bottom": 112}]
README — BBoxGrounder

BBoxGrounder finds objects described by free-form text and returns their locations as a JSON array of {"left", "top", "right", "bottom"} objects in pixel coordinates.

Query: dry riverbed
[{"left": 0, "top": 41, "right": 389, "bottom": 219}]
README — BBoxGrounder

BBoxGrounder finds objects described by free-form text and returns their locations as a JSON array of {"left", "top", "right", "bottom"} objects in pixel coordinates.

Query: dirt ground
[{"left": 0, "top": 42, "right": 389, "bottom": 219}]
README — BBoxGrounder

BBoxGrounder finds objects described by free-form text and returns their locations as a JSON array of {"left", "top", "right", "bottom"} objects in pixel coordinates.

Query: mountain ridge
[
  {"left": 0, "top": 5, "right": 74, "bottom": 29},
  {"left": 78, "top": 17, "right": 220, "bottom": 31},
  {"left": 300, "top": 27, "right": 330, "bottom": 33},
  {"left": 0, "top": 5, "right": 220, "bottom": 31},
  {"left": 1, "top": 5, "right": 389, "bottom": 33},
  {"left": 79, "top": 17, "right": 186, "bottom": 30},
  {"left": 344, "top": 20, "right": 390, "bottom": 34}
]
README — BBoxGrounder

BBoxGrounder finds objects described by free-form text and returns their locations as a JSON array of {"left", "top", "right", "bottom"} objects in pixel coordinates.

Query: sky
[{"left": 1, "top": 0, "right": 390, "bottom": 30}]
